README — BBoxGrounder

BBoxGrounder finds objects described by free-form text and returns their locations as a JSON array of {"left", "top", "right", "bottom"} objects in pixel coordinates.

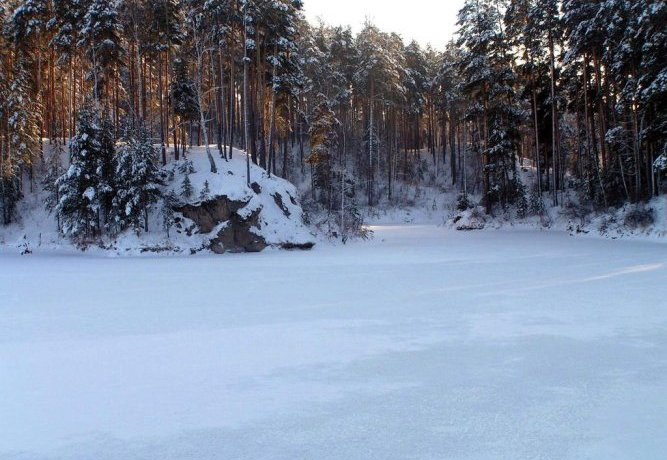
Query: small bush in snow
[
  {"left": 178, "top": 159, "right": 196, "bottom": 175},
  {"left": 624, "top": 207, "right": 654, "bottom": 229},
  {"left": 199, "top": 180, "right": 211, "bottom": 201},
  {"left": 456, "top": 192, "right": 473, "bottom": 211}
]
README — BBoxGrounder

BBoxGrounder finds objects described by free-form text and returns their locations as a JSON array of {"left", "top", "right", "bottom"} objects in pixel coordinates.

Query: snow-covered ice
[{"left": 1, "top": 226, "right": 666, "bottom": 459}]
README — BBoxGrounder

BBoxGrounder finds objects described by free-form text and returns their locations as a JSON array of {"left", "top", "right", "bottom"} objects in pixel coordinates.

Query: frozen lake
[{"left": 1, "top": 226, "right": 666, "bottom": 459}]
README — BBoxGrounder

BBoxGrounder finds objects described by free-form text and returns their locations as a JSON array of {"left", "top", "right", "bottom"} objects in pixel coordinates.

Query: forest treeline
[{"left": 0, "top": 0, "right": 665, "bottom": 236}]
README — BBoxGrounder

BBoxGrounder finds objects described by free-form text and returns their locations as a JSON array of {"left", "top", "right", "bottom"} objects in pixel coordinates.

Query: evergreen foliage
[
  {"left": 112, "top": 125, "right": 163, "bottom": 233},
  {"left": 307, "top": 94, "right": 339, "bottom": 205},
  {"left": 180, "top": 173, "right": 193, "bottom": 198},
  {"left": 56, "top": 107, "right": 111, "bottom": 239},
  {"left": 1, "top": 0, "right": 665, "bottom": 234},
  {"left": 199, "top": 179, "right": 210, "bottom": 201}
]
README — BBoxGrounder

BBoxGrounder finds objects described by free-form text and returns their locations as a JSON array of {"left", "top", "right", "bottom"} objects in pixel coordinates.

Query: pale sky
[{"left": 303, "top": 0, "right": 466, "bottom": 50}]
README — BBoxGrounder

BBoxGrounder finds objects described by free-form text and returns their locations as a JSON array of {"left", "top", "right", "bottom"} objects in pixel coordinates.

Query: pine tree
[
  {"left": 7, "top": 0, "right": 49, "bottom": 45},
  {"left": 307, "top": 94, "right": 340, "bottom": 206},
  {"left": 259, "top": 0, "right": 303, "bottom": 172},
  {"left": 79, "top": 0, "right": 124, "bottom": 103},
  {"left": 98, "top": 113, "right": 117, "bottom": 226},
  {"left": 403, "top": 40, "right": 428, "bottom": 152},
  {"left": 112, "top": 125, "right": 162, "bottom": 233},
  {"left": 178, "top": 159, "right": 195, "bottom": 175},
  {"left": 655, "top": 148, "right": 667, "bottom": 186},
  {"left": 56, "top": 106, "right": 110, "bottom": 240},
  {"left": 180, "top": 173, "right": 193, "bottom": 198},
  {"left": 161, "top": 190, "right": 179, "bottom": 237},
  {"left": 505, "top": 0, "right": 549, "bottom": 196},
  {"left": 50, "top": 0, "right": 89, "bottom": 64},
  {"left": 529, "top": 185, "right": 546, "bottom": 215},
  {"left": 170, "top": 56, "right": 199, "bottom": 156},
  {"left": 562, "top": 0, "right": 609, "bottom": 206},
  {"left": 636, "top": 0, "right": 667, "bottom": 197},
  {"left": 7, "top": 56, "right": 41, "bottom": 190},
  {"left": 457, "top": 0, "right": 521, "bottom": 213},
  {"left": 43, "top": 139, "right": 65, "bottom": 225},
  {"left": 435, "top": 42, "right": 464, "bottom": 186},
  {"left": 337, "top": 169, "right": 367, "bottom": 241},
  {"left": 183, "top": 0, "right": 217, "bottom": 173},
  {"left": 354, "top": 22, "right": 406, "bottom": 205},
  {"left": 0, "top": 167, "right": 21, "bottom": 226},
  {"left": 0, "top": 5, "right": 20, "bottom": 225},
  {"left": 150, "top": 0, "right": 184, "bottom": 52},
  {"left": 199, "top": 180, "right": 211, "bottom": 201}
]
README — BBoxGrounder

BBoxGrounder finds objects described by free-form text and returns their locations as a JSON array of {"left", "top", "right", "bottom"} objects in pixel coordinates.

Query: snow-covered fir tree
[
  {"left": 111, "top": 125, "right": 162, "bottom": 233},
  {"left": 6, "top": 55, "right": 41, "bottom": 191},
  {"left": 42, "top": 139, "right": 65, "bottom": 227},
  {"left": 56, "top": 106, "right": 113, "bottom": 240},
  {"left": 178, "top": 159, "right": 195, "bottom": 175},
  {"left": 180, "top": 173, "right": 193, "bottom": 198},
  {"left": 199, "top": 180, "right": 211, "bottom": 201},
  {"left": 457, "top": 0, "right": 522, "bottom": 213},
  {"left": 0, "top": 5, "right": 20, "bottom": 225},
  {"left": 161, "top": 190, "right": 179, "bottom": 238}
]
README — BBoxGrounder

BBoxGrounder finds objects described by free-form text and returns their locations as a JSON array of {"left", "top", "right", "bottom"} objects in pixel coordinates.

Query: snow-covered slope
[
  {"left": 0, "top": 146, "right": 315, "bottom": 255},
  {"left": 446, "top": 194, "right": 667, "bottom": 242},
  {"left": 158, "top": 146, "right": 314, "bottom": 254}
]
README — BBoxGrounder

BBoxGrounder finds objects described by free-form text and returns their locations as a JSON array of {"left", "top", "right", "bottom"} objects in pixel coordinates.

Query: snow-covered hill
[{"left": 0, "top": 146, "right": 315, "bottom": 255}]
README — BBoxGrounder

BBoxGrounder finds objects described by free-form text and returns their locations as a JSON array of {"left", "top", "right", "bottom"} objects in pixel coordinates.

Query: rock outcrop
[
  {"left": 168, "top": 154, "right": 315, "bottom": 254},
  {"left": 175, "top": 196, "right": 267, "bottom": 253}
]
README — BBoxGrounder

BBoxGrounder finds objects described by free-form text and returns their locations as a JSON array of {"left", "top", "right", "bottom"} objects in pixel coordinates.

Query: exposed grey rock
[
  {"left": 272, "top": 193, "right": 291, "bottom": 217},
  {"left": 176, "top": 196, "right": 248, "bottom": 233},
  {"left": 250, "top": 182, "right": 262, "bottom": 194},
  {"left": 210, "top": 207, "right": 267, "bottom": 253},
  {"left": 173, "top": 192, "right": 313, "bottom": 253}
]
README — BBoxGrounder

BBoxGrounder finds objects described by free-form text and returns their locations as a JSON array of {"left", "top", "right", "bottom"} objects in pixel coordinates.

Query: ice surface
[{"left": 1, "top": 225, "right": 666, "bottom": 459}]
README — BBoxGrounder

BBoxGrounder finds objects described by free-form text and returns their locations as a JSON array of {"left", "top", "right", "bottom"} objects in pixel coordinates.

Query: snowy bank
[
  {"left": 446, "top": 195, "right": 667, "bottom": 243},
  {"left": 0, "top": 146, "right": 315, "bottom": 255}
]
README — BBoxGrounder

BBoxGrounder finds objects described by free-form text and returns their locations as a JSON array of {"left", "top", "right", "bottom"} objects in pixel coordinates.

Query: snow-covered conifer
[
  {"left": 307, "top": 94, "right": 340, "bottom": 206},
  {"left": 111, "top": 125, "right": 162, "bottom": 233},
  {"left": 79, "top": 0, "right": 123, "bottom": 102},
  {"left": 199, "top": 180, "right": 211, "bottom": 201},
  {"left": 56, "top": 106, "right": 115, "bottom": 240},
  {"left": 43, "top": 140, "right": 65, "bottom": 219},
  {"left": 180, "top": 173, "right": 193, "bottom": 199},
  {"left": 161, "top": 190, "right": 179, "bottom": 237}
]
